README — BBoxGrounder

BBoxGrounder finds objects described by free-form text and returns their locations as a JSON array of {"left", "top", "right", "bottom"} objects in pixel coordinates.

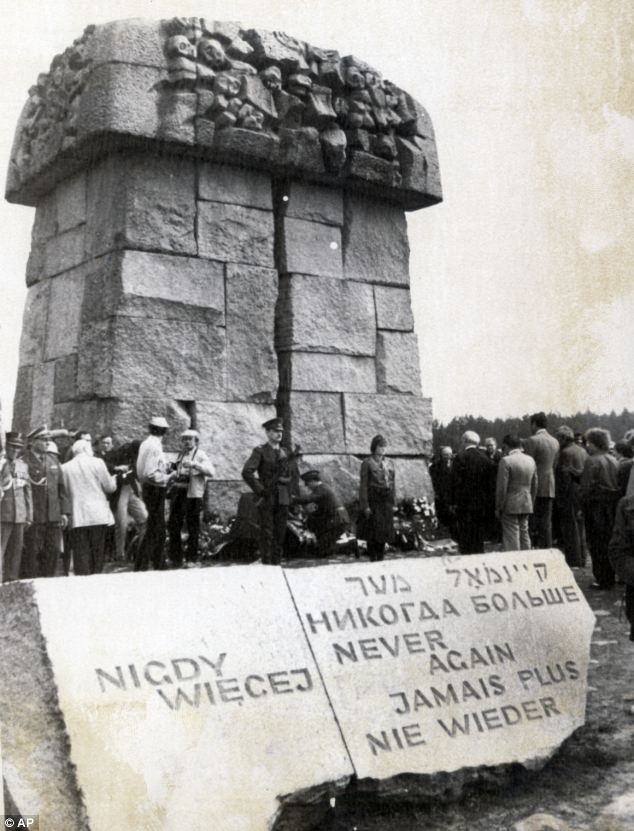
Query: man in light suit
[
  {"left": 523, "top": 412, "right": 559, "bottom": 547},
  {"left": 62, "top": 439, "right": 117, "bottom": 575},
  {"left": 496, "top": 434, "right": 538, "bottom": 551}
]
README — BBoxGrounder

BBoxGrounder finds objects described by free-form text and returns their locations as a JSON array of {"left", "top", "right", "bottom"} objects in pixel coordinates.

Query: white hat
[
  {"left": 149, "top": 416, "right": 169, "bottom": 429},
  {"left": 180, "top": 429, "right": 200, "bottom": 439}
]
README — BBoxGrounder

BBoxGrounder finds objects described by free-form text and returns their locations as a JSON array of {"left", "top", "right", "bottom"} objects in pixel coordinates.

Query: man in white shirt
[
  {"left": 167, "top": 429, "right": 215, "bottom": 566},
  {"left": 135, "top": 416, "right": 170, "bottom": 571}
]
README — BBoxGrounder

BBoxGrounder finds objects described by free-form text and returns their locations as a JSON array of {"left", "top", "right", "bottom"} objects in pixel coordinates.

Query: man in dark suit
[
  {"left": 242, "top": 418, "right": 297, "bottom": 565},
  {"left": 484, "top": 437, "right": 503, "bottom": 463},
  {"left": 555, "top": 425, "right": 587, "bottom": 566},
  {"left": 608, "top": 494, "right": 634, "bottom": 641},
  {"left": 450, "top": 431, "right": 495, "bottom": 554},
  {"left": 496, "top": 434, "right": 538, "bottom": 551},
  {"left": 523, "top": 412, "right": 559, "bottom": 548},
  {"left": 430, "top": 446, "right": 454, "bottom": 535}
]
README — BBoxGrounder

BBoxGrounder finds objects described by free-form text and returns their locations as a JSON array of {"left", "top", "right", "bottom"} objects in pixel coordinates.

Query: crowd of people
[
  {"left": 0, "top": 415, "right": 361, "bottom": 579},
  {"left": 429, "top": 412, "right": 634, "bottom": 640},
  {"left": 2, "top": 410, "right": 632, "bottom": 640},
  {"left": 0, "top": 419, "right": 213, "bottom": 580}
]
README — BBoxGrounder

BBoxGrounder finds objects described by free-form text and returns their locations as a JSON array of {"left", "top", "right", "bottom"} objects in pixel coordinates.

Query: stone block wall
[
  {"left": 9, "top": 17, "right": 442, "bottom": 513},
  {"left": 14, "top": 157, "right": 279, "bottom": 507},
  {"left": 276, "top": 182, "right": 432, "bottom": 505},
  {"left": 14, "top": 160, "right": 433, "bottom": 509}
]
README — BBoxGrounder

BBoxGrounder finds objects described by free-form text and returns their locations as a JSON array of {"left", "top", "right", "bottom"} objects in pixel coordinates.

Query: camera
[{"left": 169, "top": 461, "right": 191, "bottom": 484}]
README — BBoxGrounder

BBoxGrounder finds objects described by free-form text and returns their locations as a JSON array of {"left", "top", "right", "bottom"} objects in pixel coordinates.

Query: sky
[{"left": 0, "top": 0, "right": 632, "bottom": 426}]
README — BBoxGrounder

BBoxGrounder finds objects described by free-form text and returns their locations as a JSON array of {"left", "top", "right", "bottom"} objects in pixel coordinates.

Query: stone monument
[
  {"left": 7, "top": 18, "right": 441, "bottom": 511},
  {"left": 0, "top": 551, "right": 595, "bottom": 828}
]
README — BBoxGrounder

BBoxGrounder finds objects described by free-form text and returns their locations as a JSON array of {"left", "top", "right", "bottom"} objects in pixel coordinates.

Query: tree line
[{"left": 432, "top": 409, "right": 634, "bottom": 452}]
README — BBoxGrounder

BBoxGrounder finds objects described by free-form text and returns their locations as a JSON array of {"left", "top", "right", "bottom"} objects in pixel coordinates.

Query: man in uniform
[
  {"left": 294, "top": 470, "right": 348, "bottom": 558},
  {"left": 242, "top": 418, "right": 296, "bottom": 565},
  {"left": 21, "top": 425, "right": 69, "bottom": 578},
  {"left": 0, "top": 432, "right": 32, "bottom": 581}
]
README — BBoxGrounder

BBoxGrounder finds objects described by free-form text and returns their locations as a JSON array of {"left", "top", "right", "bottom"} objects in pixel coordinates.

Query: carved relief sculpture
[
  {"left": 7, "top": 18, "right": 441, "bottom": 207},
  {"left": 6, "top": 18, "right": 441, "bottom": 515}
]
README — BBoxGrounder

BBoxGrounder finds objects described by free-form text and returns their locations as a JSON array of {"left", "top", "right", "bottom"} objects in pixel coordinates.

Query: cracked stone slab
[
  {"left": 285, "top": 550, "right": 595, "bottom": 796},
  {"left": 0, "top": 570, "right": 353, "bottom": 830}
]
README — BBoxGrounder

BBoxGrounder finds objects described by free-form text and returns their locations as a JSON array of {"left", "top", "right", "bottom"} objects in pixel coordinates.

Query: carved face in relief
[
  {"left": 240, "top": 105, "right": 264, "bottom": 131},
  {"left": 167, "top": 35, "right": 196, "bottom": 59},
  {"left": 345, "top": 64, "right": 366, "bottom": 89},
  {"left": 214, "top": 72, "right": 241, "bottom": 98},
  {"left": 51, "top": 66, "right": 64, "bottom": 88},
  {"left": 364, "top": 71, "right": 380, "bottom": 88},
  {"left": 260, "top": 66, "right": 282, "bottom": 91},
  {"left": 198, "top": 37, "right": 227, "bottom": 70},
  {"left": 287, "top": 73, "right": 312, "bottom": 98}
]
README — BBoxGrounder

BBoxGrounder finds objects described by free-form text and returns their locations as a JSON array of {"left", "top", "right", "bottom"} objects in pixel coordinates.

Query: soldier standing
[
  {"left": 0, "top": 432, "right": 32, "bottom": 581},
  {"left": 242, "top": 418, "right": 296, "bottom": 565},
  {"left": 21, "top": 425, "right": 69, "bottom": 578}
]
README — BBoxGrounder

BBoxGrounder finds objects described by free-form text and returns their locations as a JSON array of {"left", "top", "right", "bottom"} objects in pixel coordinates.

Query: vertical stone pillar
[
  {"left": 7, "top": 18, "right": 441, "bottom": 510},
  {"left": 276, "top": 183, "right": 432, "bottom": 503}
]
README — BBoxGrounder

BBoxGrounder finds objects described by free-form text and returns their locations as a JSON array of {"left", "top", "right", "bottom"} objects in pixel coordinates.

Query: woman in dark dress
[{"left": 359, "top": 434, "right": 395, "bottom": 562}]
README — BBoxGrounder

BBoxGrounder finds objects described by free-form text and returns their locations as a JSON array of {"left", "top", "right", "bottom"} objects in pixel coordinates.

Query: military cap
[
  {"left": 262, "top": 418, "right": 284, "bottom": 431},
  {"left": 300, "top": 470, "right": 321, "bottom": 484},
  {"left": 49, "top": 428, "right": 70, "bottom": 439},
  {"left": 26, "top": 425, "right": 51, "bottom": 442},
  {"left": 5, "top": 431, "right": 24, "bottom": 448}
]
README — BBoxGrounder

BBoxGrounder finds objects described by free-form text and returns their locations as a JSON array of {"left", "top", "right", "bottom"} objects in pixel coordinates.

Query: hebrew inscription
[{"left": 285, "top": 550, "right": 595, "bottom": 780}]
